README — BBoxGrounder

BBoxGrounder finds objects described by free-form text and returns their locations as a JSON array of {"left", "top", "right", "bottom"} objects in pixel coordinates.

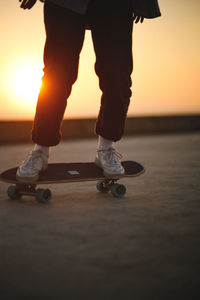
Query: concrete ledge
[{"left": 0, "top": 115, "right": 200, "bottom": 144}]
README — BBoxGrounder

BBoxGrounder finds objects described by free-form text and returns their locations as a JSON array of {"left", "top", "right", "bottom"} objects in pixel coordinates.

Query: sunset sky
[{"left": 0, "top": 0, "right": 200, "bottom": 120}]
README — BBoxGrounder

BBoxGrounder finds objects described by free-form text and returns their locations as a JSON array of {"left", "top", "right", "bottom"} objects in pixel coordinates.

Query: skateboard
[{"left": 0, "top": 161, "right": 145, "bottom": 203}]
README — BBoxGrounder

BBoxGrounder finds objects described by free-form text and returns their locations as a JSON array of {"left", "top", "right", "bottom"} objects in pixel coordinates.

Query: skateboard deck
[{"left": 0, "top": 161, "right": 145, "bottom": 202}]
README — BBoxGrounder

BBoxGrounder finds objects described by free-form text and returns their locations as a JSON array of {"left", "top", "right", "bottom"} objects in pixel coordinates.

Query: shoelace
[
  {"left": 112, "top": 149, "right": 123, "bottom": 160},
  {"left": 101, "top": 148, "right": 123, "bottom": 165}
]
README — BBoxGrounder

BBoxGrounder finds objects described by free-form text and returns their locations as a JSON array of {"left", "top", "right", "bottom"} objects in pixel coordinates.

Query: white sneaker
[
  {"left": 16, "top": 150, "right": 48, "bottom": 182},
  {"left": 95, "top": 148, "right": 125, "bottom": 179}
]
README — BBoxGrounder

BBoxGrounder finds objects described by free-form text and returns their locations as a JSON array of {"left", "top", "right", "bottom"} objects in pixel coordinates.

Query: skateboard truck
[
  {"left": 96, "top": 178, "right": 126, "bottom": 198},
  {"left": 7, "top": 184, "right": 52, "bottom": 203}
]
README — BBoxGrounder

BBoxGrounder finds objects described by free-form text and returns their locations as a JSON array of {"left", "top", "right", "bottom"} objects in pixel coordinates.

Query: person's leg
[
  {"left": 17, "top": 1, "right": 86, "bottom": 181},
  {"left": 32, "top": 0, "right": 86, "bottom": 147},
  {"left": 88, "top": 0, "right": 133, "bottom": 178},
  {"left": 89, "top": 0, "right": 133, "bottom": 142}
]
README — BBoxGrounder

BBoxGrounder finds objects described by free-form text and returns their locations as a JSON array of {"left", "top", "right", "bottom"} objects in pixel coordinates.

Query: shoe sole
[
  {"left": 103, "top": 171, "right": 125, "bottom": 180},
  {"left": 16, "top": 173, "right": 39, "bottom": 182},
  {"left": 16, "top": 165, "right": 48, "bottom": 183},
  {"left": 94, "top": 159, "right": 125, "bottom": 180}
]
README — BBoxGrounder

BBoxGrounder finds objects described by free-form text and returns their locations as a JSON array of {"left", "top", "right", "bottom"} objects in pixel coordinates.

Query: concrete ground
[{"left": 0, "top": 133, "right": 200, "bottom": 300}]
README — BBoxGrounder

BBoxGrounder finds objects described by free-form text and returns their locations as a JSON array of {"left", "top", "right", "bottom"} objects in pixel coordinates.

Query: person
[{"left": 17, "top": 0, "right": 161, "bottom": 182}]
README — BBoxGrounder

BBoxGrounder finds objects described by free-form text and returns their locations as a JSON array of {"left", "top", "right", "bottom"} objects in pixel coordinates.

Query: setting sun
[
  {"left": 11, "top": 63, "right": 43, "bottom": 106},
  {"left": 1, "top": 58, "right": 44, "bottom": 119}
]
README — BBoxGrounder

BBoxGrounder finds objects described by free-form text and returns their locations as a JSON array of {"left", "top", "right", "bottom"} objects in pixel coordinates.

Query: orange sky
[{"left": 0, "top": 0, "right": 200, "bottom": 120}]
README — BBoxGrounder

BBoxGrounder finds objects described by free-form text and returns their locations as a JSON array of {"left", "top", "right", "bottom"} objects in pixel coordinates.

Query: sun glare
[
  {"left": 11, "top": 63, "right": 43, "bottom": 106},
  {"left": 1, "top": 59, "right": 44, "bottom": 119}
]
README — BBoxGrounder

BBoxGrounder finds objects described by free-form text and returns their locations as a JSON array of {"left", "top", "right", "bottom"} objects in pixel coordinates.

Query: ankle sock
[
  {"left": 34, "top": 144, "right": 50, "bottom": 157},
  {"left": 97, "top": 136, "right": 113, "bottom": 151}
]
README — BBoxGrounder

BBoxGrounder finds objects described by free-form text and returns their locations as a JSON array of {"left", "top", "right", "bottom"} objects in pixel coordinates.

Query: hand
[
  {"left": 19, "top": 0, "right": 37, "bottom": 9},
  {"left": 133, "top": 14, "right": 144, "bottom": 24}
]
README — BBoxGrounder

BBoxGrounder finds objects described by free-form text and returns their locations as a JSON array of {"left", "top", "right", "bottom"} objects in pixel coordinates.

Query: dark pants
[{"left": 32, "top": 0, "right": 133, "bottom": 146}]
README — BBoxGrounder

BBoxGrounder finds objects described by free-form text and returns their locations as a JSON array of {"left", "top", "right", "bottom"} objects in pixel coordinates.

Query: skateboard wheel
[
  {"left": 96, "top": 180, "right": 110, "bottom": 193},
  {"left": 7, "top": 185, "right": 22, "bottom": 200},
  {"left": 111, "top": 183, "right": 126, "bottom": 198},
  {"left": 36, "top": 188, "right": 52, "bottom": 203}
]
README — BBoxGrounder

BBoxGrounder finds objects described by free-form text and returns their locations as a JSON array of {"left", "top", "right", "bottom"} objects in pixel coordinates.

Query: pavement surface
[{"left": 0, "top": 133, "right": 200, "bottom": 300}]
